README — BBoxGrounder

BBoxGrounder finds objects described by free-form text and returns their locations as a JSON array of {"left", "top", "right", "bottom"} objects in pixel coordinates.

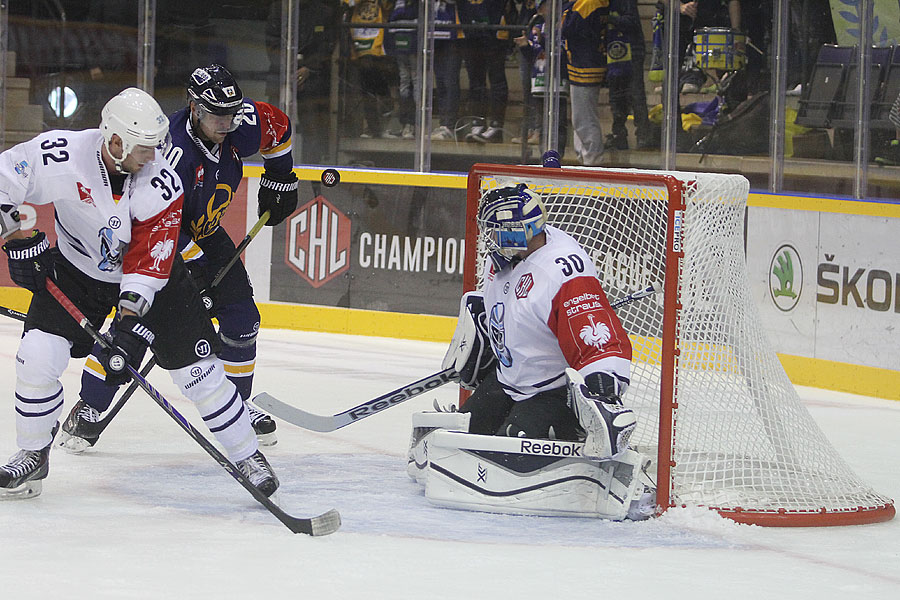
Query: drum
[{"left": 693, "top": 27, "right": 746, "bottom": 71}]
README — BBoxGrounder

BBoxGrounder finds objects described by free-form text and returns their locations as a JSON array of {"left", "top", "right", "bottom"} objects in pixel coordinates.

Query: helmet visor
[{"left": 197, "top": 103, "right": 243, "bottom": 134}]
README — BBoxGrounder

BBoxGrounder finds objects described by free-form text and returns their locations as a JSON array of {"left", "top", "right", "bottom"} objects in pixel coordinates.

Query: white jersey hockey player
[
  {"left": 410, "top": 183, "right": 654, "bottom": 520},
  {"left": 0, "top": 88, "right": 278, "bottom": 501}
]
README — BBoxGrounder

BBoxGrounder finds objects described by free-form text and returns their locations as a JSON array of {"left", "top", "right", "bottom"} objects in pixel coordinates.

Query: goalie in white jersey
[
  {"left": 448, "top": 183, "right": 636, "bottom": 458},
  {"left": 0, "top": 88, "right": 278, "bottom": 500},
  {"left": 410, "top": 183, "right": 653, "bottom": 520}
]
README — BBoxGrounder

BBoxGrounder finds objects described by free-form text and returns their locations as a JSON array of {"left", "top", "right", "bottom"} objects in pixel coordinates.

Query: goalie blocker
[{"left": 407, "top": 411, "right": 656, "bottom": 521}]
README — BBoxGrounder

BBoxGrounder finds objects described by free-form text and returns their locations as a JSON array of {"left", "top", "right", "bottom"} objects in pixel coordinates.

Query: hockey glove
[
  {"left": 2, "top": 230, "right": 54, "bottom": 292},
  {"left": 442, "top": 292, "right": 496, "bottom": 390},
  {"left": 566, "top": 368, "right": 636, "bottom": 460},
  {"left": 185, "top": 259, "right": 217, "bottom": 315},
  {"left": 258, "top": 170, "right": 299, "bottom": 227},
  {"left": 101, "top": 315, "right": 155, "bottom": 387}
]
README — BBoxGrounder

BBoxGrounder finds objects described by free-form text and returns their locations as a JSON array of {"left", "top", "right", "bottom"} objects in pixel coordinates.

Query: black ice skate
[
  {"left": 0, "top": 424, "right": 57, "bottom": 500},
  {"left": 237, "top": 450, "right": 280, "bottom": 498},
  {"left": 58, "top": 399, "right": 103, "bottom": 454},
  {"left": 245, "top": 402, "right": 277, "bottom": 446}
]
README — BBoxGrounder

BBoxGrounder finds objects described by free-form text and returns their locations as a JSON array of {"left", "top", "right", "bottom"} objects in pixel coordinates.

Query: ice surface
[{"left": 0, "top": 320, "right": 897, "bottom": 599}]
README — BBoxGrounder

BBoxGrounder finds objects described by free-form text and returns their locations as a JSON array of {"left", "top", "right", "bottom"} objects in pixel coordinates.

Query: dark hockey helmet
[
  {"left": 187, "top": 64, "right": 244, "bottom": 134},
  {"left": 477, "top": 183, "right": 547, "bottom": 271}
]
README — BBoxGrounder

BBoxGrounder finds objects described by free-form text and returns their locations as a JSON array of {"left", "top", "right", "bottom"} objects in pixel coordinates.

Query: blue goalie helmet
[{"left": 477, "top": 183, "right": 548, "bottom": 271}]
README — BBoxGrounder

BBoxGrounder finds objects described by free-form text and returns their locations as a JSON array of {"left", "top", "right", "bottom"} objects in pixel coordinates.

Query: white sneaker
[
  {"left": 465, "top": 118, "right": 486, "bottom": 142},
  {"left": 681, "top": 82, "right": 701, "bottom": 94},
  {"left": 401, "top": 123, "right": 414, "bottom": 139},
  {"left": 786, "top": 83, "right": 802, "bottom": 96},
  {"left": 430, "top": 125, "right": 453, "bottom": 141}
]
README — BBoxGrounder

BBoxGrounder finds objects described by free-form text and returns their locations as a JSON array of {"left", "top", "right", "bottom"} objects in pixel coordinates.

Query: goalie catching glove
[
  {"left": 258, "top": 170, "right": 299, "bottom": 226},
  {"left": 442, "top": 292, "right": 496, "bottom": 390},
  {"left": 566, "top": 368, "right": 635, "bottom": 460}
]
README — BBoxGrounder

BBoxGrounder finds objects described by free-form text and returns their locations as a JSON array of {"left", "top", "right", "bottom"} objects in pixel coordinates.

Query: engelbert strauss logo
[{"left": 769, "top": 244, "right": 802, "bottom": 312}]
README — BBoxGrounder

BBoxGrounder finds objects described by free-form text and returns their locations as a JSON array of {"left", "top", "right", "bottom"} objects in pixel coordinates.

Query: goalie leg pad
[
  {"left": 566, "top": 368, "right": 636, "bottom": 460},
  {"left": 407, "top": 411, "right": 471, "bottom": 484},
  {"left": 423, "top": 431, "right": 652, "bottom": 520}
]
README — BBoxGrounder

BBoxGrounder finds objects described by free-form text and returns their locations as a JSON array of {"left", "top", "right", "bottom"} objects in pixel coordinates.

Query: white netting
[{"left": 471, "top": 166, "right": 893, "bottom": 523}]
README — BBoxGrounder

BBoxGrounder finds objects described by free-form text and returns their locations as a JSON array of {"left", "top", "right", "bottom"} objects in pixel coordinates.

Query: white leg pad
[
  {"left": 15, "top": 330, "right": 70, "bottom": 450},
  {"left": 423, "top": 431, "right": 654, "bottom": 520},
  {"left": 170, "top": 357, "right": 257, "bottom": 462},
  {"left": 407, "top": 411, "right": 471, "bottom": 484}
]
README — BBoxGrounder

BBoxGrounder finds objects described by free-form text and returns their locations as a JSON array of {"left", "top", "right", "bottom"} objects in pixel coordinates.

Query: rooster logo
[
  {"left": 150, "top": 237, "right": 174, "bottom": 272},
  {"left": 579, "top": 314, "right": 611, "bottom": 349}
]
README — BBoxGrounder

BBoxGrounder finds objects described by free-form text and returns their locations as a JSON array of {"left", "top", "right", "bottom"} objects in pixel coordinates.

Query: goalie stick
[
  {"left": 44, "top": 278, "right": 340, "bottom": 536},
  {"left": 253, "top": 283, "right": 661, "bottom": 432}
]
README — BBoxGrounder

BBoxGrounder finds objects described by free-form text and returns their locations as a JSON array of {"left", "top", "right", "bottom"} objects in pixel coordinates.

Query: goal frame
[{"left": 464, "top": 163, "right": 895, "bottom": 527}]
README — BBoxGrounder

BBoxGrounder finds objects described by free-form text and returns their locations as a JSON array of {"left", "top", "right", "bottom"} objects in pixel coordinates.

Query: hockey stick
[
  {"left": 44, "top": 278, "right": 340, "bottom": 536},
  {"left": 253, "top": 283, "right": 662, "bottom": 432},
  {"left": 0, "top": 305, "right": 26, "bottom": 322},
  {"left": 82, "top": 210, "right": 272, "bottom": 441}
]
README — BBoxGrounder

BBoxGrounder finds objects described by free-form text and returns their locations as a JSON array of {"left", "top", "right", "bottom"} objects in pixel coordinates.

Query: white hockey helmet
[{"left": 100, "top": 87, "right": 171, "bottom": 171}]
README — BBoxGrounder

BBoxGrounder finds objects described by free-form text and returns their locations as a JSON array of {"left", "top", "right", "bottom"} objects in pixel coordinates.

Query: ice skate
[
  {"left": 245, "top": 402, "right": 277, "bottom": 446},
  {"left": 237, "top": 450, "right": 280, "bottom": 498},
  {"left": 58, "top": 399, "right": 104, "bottom": 454},
  {"left": 0, "top": 425, "right": 57, "bottom": 500}
]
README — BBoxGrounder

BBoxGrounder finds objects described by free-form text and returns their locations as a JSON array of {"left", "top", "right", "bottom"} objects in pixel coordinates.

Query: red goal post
[{"left": 464, "top": 163, "right": 895, "bottom": 527}]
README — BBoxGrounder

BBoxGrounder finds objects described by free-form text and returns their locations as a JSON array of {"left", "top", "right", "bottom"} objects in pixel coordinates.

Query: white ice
[{"left": 0, "top": 318, "right": 898, "bottom": 599}]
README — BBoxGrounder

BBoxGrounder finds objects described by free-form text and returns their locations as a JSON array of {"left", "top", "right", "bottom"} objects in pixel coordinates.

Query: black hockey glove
[
  {"left": 583, "top": 371, "right": 629, "bottom": 404},
  {"left": 101, "top": 315, "right": 155, "bottom": 387},
  {"left": 258, "top": 170, "right": 299, "bottom": 227},
  {"left": 2, "top": 230, "right": 54, "bottom": 292},
  {"left": 185, "top": 259, "right": 217, "bottom": 315}
]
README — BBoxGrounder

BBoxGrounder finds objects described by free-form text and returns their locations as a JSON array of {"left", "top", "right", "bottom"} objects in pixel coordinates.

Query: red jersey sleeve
[
  {"left": 547, "top": 275, "right": 632, "bottom": 371},
  {"left": 123, "top": 195, "right": 183, "bottom": 280},
  {"left": 255, "top": 101, "right": 292, "bottom": 157}
]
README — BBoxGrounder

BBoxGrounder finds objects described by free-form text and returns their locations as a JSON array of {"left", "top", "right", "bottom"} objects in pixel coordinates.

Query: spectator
[
  {"left": 515, "top": 0, "right": 569, "bottom": 156},
  {"left": 875, "top": 91, "right": 900, "bottom": 166},
  {"left": 606, "top": 0, "right": 654, "bottom": 150},
  {"left": 511, "top": 0, "right": 541, "bottom": 145},
  {"left": 344, "top": 0, "right": 396, "bottom": 138},
  {"left": 431, "top": 0, "right": 464, "bottom": 140},
  {"left": 386, "top": 0, "right": 420, "bottom": 139},
  {"left": 458, "top": 0, "right": 513, "bottom": 143},
  {"left": 267, "top": 0, "right": 340, "bottom": 164},
  {"left": 562, "top": 0, "right": 608, "bottom": 166},
  {"left": 677, "top": 0, "right": 741, "bottom": 94}
]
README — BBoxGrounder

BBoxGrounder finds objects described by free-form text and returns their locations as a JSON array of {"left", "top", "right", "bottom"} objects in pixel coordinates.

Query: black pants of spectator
[
  {"left": 608, "top": 55, "right": 653, "bottom": 148},
  {"left": 464, "top": 37, "right": 509, "bottom": 126},
  {"left": 434, "top": 40, "right": 462, "bottom": 129},
  {"left": 353, "top": 54, "right": 395, "bottom": 136}
]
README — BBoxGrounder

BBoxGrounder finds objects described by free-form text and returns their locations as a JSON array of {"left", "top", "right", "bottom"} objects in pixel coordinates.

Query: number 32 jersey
[
  {"left": 482, "top": 225, "right": 632, "bottom": 401},
  {"left": 0, "top": 129, "right": 184, "bottom": 303}
]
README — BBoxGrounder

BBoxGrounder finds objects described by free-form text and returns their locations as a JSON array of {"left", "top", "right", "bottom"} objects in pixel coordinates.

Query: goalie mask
[
  {"left": 100, "top": 87, "right": 171, "bottom": 173},
  {"left": 187, "top": 64, "right": 244, "bottom": 134},
  {"left": 477, "top": 184, "right": 547, "bottom": 271}
]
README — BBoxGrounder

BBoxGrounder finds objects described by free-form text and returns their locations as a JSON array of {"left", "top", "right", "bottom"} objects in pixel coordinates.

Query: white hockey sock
[
  {"left": 14, "top": 330, "right": 70, "bottom": 450},
  {"left": 170, "top": 357, "right": 258, "bottom": 462}
]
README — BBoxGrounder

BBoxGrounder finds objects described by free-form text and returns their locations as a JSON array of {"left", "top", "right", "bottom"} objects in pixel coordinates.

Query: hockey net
[{"left": 465, "top": 163, "right": 895, "bottom": 526}]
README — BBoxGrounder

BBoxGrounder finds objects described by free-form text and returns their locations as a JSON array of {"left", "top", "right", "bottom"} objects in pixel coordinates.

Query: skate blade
[
  {"left": 0, "top": 479, "right": 42, "bottom": 500},
  {"left": 256, "top": 432, "right": 277, "bottom": 447},
  {"left": 58, "top": 431, "right": 93, "bottom": 455}
]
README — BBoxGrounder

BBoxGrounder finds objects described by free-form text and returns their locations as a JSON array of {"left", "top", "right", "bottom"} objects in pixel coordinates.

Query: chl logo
[
  {"left": 285, "top": 195, "right": 351, "bottom": 288},
  {"left": 515, "top": 273, "right": 534, "bottom": 298}
]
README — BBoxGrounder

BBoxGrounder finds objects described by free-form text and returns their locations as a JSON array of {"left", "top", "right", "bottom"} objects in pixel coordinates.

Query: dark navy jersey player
[{"left": 63, "top": 65, "right": 299, "bottom": 452}]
